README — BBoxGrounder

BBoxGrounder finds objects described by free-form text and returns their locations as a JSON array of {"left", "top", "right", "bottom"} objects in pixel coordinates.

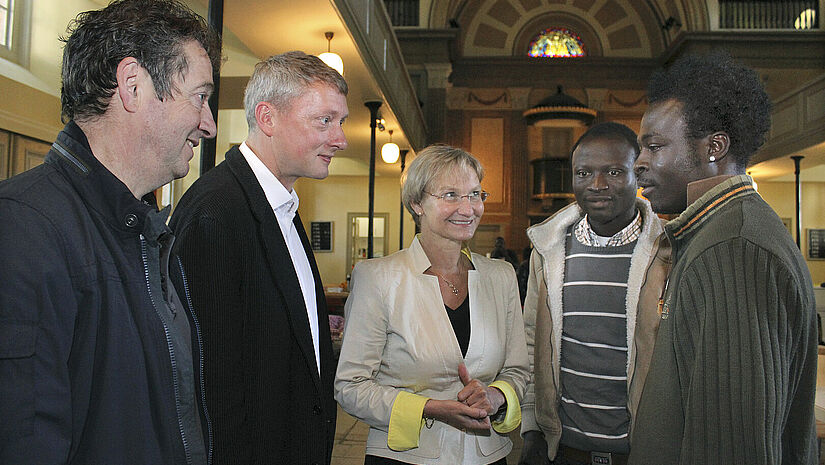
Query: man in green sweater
[{"left": 630, "top": 52, "right": 817, "bottom": 464}]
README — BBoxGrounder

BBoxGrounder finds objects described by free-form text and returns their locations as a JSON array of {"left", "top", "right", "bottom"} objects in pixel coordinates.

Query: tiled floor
[{"left": 331, "top": 405, "right": 524, "bottom": 465}]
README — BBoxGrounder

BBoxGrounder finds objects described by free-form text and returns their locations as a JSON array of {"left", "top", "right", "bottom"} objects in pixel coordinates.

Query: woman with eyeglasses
[{"left": 335, "top": 145, "right": 530, "bottom": 465}]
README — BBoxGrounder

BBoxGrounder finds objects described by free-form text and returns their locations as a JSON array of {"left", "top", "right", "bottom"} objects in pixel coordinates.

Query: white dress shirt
[{"left": 239, "top": 142, "right": 320, "bottom": 375}]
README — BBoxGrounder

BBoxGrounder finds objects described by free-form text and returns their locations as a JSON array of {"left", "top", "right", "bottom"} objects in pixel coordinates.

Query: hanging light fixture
[
  {"left": 381, "top": 130, "right": 400, "bottom": 164},
  {"left": 318, "top": 31, "right": 344, "bottom": 75},
  {"left": 522, "top": 85, "right": 596, "bottom": 127}
]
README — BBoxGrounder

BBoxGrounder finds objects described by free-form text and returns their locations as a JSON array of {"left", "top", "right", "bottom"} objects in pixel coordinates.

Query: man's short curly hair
[
  {"left": 571, "top": 122, "right": 640, "bottom": 160},
  {"left": 647, "top": 52, "right": 771, "bottom": 168},
  {"left": 60, "top": 0, "right": 221, "bottom": 122}
]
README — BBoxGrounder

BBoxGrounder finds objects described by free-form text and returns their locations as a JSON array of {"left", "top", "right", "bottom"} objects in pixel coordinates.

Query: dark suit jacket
[{"left": 169, "top": 147, "right": 336, "bottom": 465}]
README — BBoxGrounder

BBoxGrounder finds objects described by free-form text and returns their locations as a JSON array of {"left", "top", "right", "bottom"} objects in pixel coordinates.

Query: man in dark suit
[{"left": 170, "top": 51, "right": 349, "bottom": 464}]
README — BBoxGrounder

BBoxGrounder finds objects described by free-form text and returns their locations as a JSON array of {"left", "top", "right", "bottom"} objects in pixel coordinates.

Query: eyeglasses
[{"left": 424, "top": 190, "right": 489, "bottom": 204}]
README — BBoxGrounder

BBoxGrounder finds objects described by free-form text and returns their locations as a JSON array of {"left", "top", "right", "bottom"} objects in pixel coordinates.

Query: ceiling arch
[
  {"left": 426, "top": 0, "right": 710, "bottom": 35},
  {"left": 423, "top": 0, "right": 721, "bottom": 59},
  {"left": 457, "top": 0, "right": 660, "bottom": 57}
]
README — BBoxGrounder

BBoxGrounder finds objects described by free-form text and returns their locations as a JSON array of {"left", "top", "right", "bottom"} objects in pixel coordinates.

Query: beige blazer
[{"left": 335, "top": 237, "right": 530, "bottom": 464}]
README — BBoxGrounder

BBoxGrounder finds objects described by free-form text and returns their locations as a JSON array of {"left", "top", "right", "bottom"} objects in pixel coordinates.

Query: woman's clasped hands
[{"left": 422, "top": 363, "right": 506, "bottom": 432}]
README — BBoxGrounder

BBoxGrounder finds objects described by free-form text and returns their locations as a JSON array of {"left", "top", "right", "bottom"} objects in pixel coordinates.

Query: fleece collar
[{"left": 526, "top": 197, "right": 664, "bottom": 386}]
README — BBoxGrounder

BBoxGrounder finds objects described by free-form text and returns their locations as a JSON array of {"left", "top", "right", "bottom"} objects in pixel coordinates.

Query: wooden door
[
  {"left": 10, "top": 134, "right": 51, "bottom": 176},
  {"left": 0, "top": 130, "right": 9, "bottom": 180}
]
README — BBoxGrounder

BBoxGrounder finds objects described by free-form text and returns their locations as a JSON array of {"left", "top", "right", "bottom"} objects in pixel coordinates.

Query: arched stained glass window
[{"left": 527, "top": 28, "right": 586, "bottom": 58}]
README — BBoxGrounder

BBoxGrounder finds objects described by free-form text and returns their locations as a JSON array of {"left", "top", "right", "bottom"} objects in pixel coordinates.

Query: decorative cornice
[
  {"left": 450, "top": 56, "right": 657, "bottom": 89},
  {"left": 608, "top": 93, "right": 647, "bottom": 108},
  {"left": 663, "top": 31, "right": 825, "bottom": 68},
  {"left": 468, "top": 91, "right": 508, "bottom": 106}
]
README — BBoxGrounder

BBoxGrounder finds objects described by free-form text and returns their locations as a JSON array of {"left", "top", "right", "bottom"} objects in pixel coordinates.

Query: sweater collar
[
  {"left": 686, "top": 174, "right": 737, "bottom": 206},
  {"left": 47, "top": 121, "right": 163, "bottom": 235},
  {"left": 665, "top": 174, "right": 756, "bottom": 243}
]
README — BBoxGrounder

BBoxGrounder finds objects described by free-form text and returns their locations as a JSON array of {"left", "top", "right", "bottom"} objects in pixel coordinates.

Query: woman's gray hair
[
  {"left": 401, "top": 144, "right": 484, "bottom": 226},
  {"left": 244, "top": 51, "right": 348, "bottom": 129}
]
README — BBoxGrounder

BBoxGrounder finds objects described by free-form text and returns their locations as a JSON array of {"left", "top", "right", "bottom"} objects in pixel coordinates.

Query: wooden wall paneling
[
  {"left": 470, "top": 116, "right": 506, "bottom": 210},
  {"left": 425, "top": 87, "right": 448, "bottom": 144},
  {"left": 508, "top": 111, "right": 531, "bottom": 251},
  {"left": 11, "top": 134, "right": 50, "bottom": 176},
  {"left": 446, "top": 109, "right": 465, "bottom": 148},
  {"left": 0, "top": 130, "right": 9, "bottom": 180},
  {"left": 468, "top": 110, "right": 535, "bottom": 254},
  {"left": 468, "top": 223, "right": 502, "bottom": 256}
]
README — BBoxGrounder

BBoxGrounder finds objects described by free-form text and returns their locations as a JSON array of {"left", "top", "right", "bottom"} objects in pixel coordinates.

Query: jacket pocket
[
  {"left": 477, "top": 430, "right": 510, "bottom": 457},
  {"left": 368, "top": 424, "right": 445, "bottom": 460},
  {"left": 0, "top": 322, "right": 36, "bottom": 438},
  {"left": 405, "top": 424, "right": 444, "bottom": 459}
]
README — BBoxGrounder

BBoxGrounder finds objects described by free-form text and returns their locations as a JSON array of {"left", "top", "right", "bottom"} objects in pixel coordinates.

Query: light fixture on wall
[
  {"left": 661, "top": 16, "right": 681, "bottom": 31},
  {"left": 375, "top": 112, "right": 386, "bottom": 131},
  {"left": 381, "top": 130, "right": 400, "bottom": 164},
  {"left": 318, "top": 31, "right": 344, "bottom": 75}
]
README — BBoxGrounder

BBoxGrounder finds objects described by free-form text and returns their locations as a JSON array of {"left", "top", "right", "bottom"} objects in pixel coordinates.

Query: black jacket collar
[{"left": 46, "top": 121, "right": 167, "bottom": 236}]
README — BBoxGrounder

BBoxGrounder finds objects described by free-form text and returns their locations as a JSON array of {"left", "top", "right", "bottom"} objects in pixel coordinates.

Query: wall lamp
[{"left": 662, "top": 16, "right": 681, "bottom": 31}]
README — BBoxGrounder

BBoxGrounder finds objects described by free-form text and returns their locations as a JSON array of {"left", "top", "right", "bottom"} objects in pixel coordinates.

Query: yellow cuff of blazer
[
  {"left": 489, "top": 380, "right": 521, "bottom": 433},
  {"left": 388, "top": 391, "right": 430, "bottom": 451}
]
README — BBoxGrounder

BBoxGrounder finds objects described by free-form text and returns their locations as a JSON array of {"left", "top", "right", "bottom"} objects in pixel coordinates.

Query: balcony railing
[
  {"left": 383, "top": 0, "right": 419, "bottom": 26},
  {"left": 719, "top": 0, "right": 819, "bottom": 29}
]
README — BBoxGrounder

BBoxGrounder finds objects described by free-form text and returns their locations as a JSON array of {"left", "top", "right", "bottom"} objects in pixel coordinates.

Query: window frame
[
  {"left": 526, "top": 27, "right": 587, "bottom": 58},
  {"left": 0, "top": 0, "right": 31, "bottom": 67}
]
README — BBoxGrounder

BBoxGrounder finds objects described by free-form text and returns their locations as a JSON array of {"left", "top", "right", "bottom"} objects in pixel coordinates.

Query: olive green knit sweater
[{"left": 629, "top": 176, "right": 817, "bottom": 465}]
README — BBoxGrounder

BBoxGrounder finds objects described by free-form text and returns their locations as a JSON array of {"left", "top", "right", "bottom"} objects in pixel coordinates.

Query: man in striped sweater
[
  {"left": 630, "top": 53, "right": 816, "bottom": 464},
  {"left": 520, "top": 122, "right": 670, "bottom": 465}
]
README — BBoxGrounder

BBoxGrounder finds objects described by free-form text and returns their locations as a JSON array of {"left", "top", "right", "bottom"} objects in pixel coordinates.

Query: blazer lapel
[
  {"left": 294, "top": 213, "right": 332, "bottom": 378},
  {"left": 464, "top": 267, "right": 487, "bottom": 374},
  {"left": 226, "top": 149, "right": 322, "bottom": 389}
]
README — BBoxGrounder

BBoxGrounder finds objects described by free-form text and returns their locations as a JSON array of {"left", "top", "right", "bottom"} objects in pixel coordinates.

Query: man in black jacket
[
  {"left": 170, "top": 52, "right": 348, "bottom": 464},
  {"left": 0, "top": 1, "right": 219, "bottom": 463}
]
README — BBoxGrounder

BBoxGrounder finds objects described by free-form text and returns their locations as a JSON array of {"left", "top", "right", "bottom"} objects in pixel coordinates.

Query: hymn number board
[
  {"left": 311, "top": 221, "right": 333, "bottom": 253},
  {"left": 809, "top": 229, "right": 825, "bottom": 260}
]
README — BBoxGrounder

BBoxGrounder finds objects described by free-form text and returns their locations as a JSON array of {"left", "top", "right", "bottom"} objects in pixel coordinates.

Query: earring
[{"left": 709, "top": 156, "right": 716, "bottom": 162}]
